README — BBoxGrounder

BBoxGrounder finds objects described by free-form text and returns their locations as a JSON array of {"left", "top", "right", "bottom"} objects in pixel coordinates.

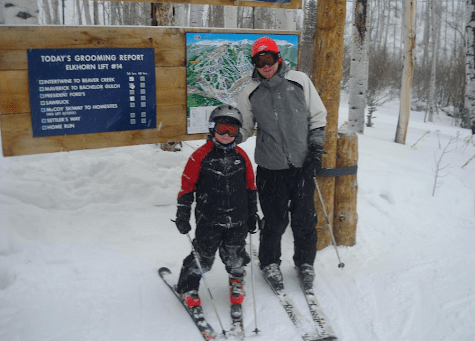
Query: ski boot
[
  {"left": 181, "top": 290, "right": 204, "bottom": 318},
  {"left": 262, "top": 263, "right": 284, "bottom": 292},
  {"left": 229, "top": 276, "right": 244, "bottom": 335},
  {"left": 297, "top": 263, "right": 315, "bottom": 294}
]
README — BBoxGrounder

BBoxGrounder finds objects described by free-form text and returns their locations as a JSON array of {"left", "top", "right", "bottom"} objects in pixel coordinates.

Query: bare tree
[
  {"left": 208, "top": 5, "right": 224, "bottom": 28},
  {"left": 300, "top": 0, "right": 317, "bottom": 76},
  {"left": 427, "top": 0, "right": 442, "bottom": 122},
  {"left": 395, "top": 0, "right": 416, "bottom": 144},
  {"left": 348, "top": 0, "right": 369, "bottom": 134},
  {"left": 466, "top": 0, "right": 475, "bottom": 132}
]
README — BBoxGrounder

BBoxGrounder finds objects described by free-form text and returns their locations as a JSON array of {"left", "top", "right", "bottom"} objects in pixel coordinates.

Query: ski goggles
[
  {"left": 252, "top": 52, "right": 279, "bottom": 68},
  {"left": 215, "top": 122, "right": 239, "bottom": 137}
]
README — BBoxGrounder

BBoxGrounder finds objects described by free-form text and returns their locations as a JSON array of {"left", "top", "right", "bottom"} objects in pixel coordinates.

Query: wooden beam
[
  {"left": 333, "top": 130, "right": 358, "bottom": 246},
  {"left": 312, "top": 0, "right": 346, "bottom": 250}
]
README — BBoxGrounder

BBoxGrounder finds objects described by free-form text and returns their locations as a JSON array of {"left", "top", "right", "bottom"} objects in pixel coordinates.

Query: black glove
[
  {"left": 175, "top": 201, "right": 192, "bottom": 234},
  {"left": 303, "top": 144, "right": 324, "bottom": 176},
  {"left": 175, "top": 218, "right": 191, "bottom": 234},
  {"left": 247, "top": 213, "right": 259, "bottom": 234}
]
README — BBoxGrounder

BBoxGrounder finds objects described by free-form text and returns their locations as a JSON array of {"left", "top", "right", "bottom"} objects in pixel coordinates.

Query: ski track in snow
[{"left": 1, "top": 95, "right": 475, "bottom": 341}]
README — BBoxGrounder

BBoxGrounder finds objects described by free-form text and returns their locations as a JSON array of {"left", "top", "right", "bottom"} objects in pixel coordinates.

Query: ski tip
[{"left": 158, "top": 267, "right": 172, "bottom": 277}]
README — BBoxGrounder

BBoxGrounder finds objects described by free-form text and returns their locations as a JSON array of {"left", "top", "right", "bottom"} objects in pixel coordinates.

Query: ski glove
[
  {"left": 175, "top": 202, "right": 192, "bottom": 234},
  {"left": 175, "top": 218, "right": 191, "bottom": 234},
  {"left": 303, "top": 144, "right": 324, "bottom": 177},
  {"left": 247, "top": 213, "right": 259, "bottom": 234}
]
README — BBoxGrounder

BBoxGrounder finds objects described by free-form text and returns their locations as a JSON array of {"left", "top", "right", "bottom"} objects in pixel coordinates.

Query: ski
[
  {"left": 297, "top": 270, "right": 338, "bottom": 341},
  {"left": 158, "top": 267, "right": 218, "bottom": 341},
  {"left": 260, "top": 270, "right": 324, "bottom": 341},
  {"left": 228, "top": 304, "right": 244, "bottom": 340}
]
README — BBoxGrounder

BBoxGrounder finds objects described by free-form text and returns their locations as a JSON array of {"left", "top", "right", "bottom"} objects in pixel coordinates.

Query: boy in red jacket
[{"left": 174, "top": 104, "right": 258, "bottom": 309}]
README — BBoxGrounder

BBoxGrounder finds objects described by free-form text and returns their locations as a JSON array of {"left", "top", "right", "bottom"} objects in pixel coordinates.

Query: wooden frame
[
  {"left": 0, "top": 26, "right": 299, "bottom": 157},
  {"left": 91, "top": 0, "right": 302, "bottom": 10}
]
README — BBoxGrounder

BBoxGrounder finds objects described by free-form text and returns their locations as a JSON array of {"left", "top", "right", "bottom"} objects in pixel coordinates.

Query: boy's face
[
  {"left": 214, "top": 131, "right": 236, "bottom": 145},
  {"left": 214, "top": 122, "right": 238, "bottom": 145}
]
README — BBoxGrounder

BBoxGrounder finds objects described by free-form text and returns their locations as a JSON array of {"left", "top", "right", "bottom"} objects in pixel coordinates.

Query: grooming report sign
[{"left": 27, "top": 48, "right": 156, "bottom": 137}]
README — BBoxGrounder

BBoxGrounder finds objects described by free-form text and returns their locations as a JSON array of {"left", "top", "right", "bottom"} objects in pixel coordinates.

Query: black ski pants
[
  {"left": 176, "top": 222, "right": 250, "bottom": 294},
  {"left": 257, "top": 166, "right": 318, "bottom": 268}
]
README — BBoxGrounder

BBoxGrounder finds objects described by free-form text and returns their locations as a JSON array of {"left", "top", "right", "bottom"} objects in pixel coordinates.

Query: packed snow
[{"left": 1, "top": 95, "right": 475, "bottom": 341}]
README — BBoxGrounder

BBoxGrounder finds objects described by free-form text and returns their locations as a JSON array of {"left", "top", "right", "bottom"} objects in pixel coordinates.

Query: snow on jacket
[
  {"left": 177, "top": 139, "right": 257, "bottom": 228},
  {"left": 237, "top": 62, "right": 327, "bottom": 170}
]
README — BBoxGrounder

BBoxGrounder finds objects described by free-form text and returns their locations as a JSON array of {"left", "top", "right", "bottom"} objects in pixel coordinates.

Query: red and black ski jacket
[{"left": 177, "top": 139, "right": 257, "bottom": 228}]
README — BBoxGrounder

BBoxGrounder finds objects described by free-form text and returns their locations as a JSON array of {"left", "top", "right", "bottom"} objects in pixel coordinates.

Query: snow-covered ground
[{"left": 1, "top": 96, "right": 475, "bottom": 341}]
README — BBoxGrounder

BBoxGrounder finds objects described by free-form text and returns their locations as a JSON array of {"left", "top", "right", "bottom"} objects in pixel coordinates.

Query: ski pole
[
  {"left": 186, "top": 233, "right": 228, "bottom": 338},
  {"left": 313, "top": 178, "right": 345, "bottom": 269},
  {"left": 248, "top": 230, "right": 260, "bottom": 334}
]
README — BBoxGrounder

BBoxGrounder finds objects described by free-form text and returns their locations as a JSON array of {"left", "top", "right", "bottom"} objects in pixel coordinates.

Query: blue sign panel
[{"left": 27, "top": 48, "right": 156, "bottom": 137}]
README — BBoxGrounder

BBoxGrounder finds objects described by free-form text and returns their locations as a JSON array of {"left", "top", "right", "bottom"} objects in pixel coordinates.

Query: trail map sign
[
  {"left": 27, "top": 48, "right": 156, "bottom": 137},
  {"left": 0, "top": 26, "right": 300, "bottom": 157},
  {"left": 186, "top": 32, "right": 299, "bottom": 134}
]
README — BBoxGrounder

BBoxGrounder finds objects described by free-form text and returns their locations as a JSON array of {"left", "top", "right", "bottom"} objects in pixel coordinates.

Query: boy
[{"left": 174, "top": 104, "right": 258, "bottom": 309}]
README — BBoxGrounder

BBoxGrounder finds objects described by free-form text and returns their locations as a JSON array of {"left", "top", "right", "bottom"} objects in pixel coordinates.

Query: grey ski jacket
[{"left": 237, "top": 62, "right": 327, "bottom": 170}]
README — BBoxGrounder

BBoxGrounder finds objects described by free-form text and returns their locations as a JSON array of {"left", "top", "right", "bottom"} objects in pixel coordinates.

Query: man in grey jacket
[{"left": 237, "top": 36, "right": 327, "bottom": 290}]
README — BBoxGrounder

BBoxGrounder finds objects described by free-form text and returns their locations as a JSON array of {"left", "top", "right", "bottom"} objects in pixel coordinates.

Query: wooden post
[
  {"left": 312, "top": 0, "right": 346, "bottom": 250},
  {"left": 333, "top": 130, "right": 358, "bottom": 246}
]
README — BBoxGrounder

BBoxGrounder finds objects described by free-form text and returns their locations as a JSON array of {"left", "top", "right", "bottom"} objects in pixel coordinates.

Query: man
[{"left": 237, "top": 36, "right": 327, "bottom": 290}]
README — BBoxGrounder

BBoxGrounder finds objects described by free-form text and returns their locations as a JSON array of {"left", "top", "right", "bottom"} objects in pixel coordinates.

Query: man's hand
[{"left": 303, "top": 145, "right": 324, "bottom": 176}]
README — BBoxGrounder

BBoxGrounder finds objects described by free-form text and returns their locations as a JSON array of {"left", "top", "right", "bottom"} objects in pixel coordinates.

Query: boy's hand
[
  {"left": 175, "top": 218, "right": 191, "bottom": 234},
  {"left": 247, "top": 214, "right": 259, "bottom": 234}
]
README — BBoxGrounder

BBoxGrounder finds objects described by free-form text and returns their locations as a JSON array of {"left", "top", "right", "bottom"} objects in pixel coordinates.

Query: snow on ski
[
  {"left": 297, "top": 270, "right": 338, "bottom": 341},
  {"left": 248, "top": 245, "right": 321, "bottom": 341},
  {"left": 158, "top": 267, "right": 219, "bottom": 341},
  {"left": 261, "top": 271, "right": 324, "bottom": 341},
  {"left": 228, "top": 304, "right": 244, "bottom": 340}
]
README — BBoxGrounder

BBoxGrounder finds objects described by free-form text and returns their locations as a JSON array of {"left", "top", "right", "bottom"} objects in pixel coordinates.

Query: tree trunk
[
  {"left": 237, "top": 7, "right": 253, "bottom": 28},
  {"left": 51, "top": 0, "right": 60, "bottom": 24},
  {"left": 465, "top": 0, "right": 475, "bottom": 131},
  {"left": 111, "top": 2, "right": 119, "bottom": 25},
  {"left": 300, "top": 0, "right": 317, "bottom": 77},
  {"left": 427, "top": 0, "right": 438, "bottom": 122},
  {"left": 83, "top": 0, "right": 92, "bottom": 25},
  {"left": 152, "top": 3, "right": 174, "bottom": 26},
  {"left": 41, "top": 0, "right": 53, "bottom": 24},
  {"left": 1, "top": 0, "right": 38, "bottom": 24},
  {"left": 253, "top": 7, "right": 275, "bottom": 29},
  {"left": 348, "top": 0, "right": 368, "bottom": 134},
  {"left": 208, "top": 5, "right": 224, "bottom": 28},
  {"left": 312, "top": 0, "right": 346, "bottom": 250},
  {"left": 75, "top": 0, "right": 83, "bottom": 25},
  {"left": 93, "top": 0, "right": 99, "bottom": 25},
  {"left": 395, "top": 0, "right": 416, "bottom": 145},
  {"left": 223, "top": 6, "right": 237, "bottom": 28}
]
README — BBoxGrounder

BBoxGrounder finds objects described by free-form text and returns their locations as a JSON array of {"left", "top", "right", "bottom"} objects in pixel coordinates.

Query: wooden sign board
[
  {"left": 0, "top": 26, "right": 300, "bottom": 157},
  {"left": 91, "top": 0, "right": 302, "bottom": 10}
]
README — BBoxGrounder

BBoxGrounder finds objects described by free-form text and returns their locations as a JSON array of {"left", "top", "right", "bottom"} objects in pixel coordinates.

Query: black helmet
[{"left": 208, "top": 104, "right": 243, "bottom": 134}]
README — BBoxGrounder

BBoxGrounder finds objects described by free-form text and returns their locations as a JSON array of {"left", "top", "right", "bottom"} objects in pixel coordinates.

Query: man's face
[
  {"left": 257, "top": 62, "right": 279, "bottom": 79},
  {"left": 253, "top": 52, "right": 280, "bottom": 79}
]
